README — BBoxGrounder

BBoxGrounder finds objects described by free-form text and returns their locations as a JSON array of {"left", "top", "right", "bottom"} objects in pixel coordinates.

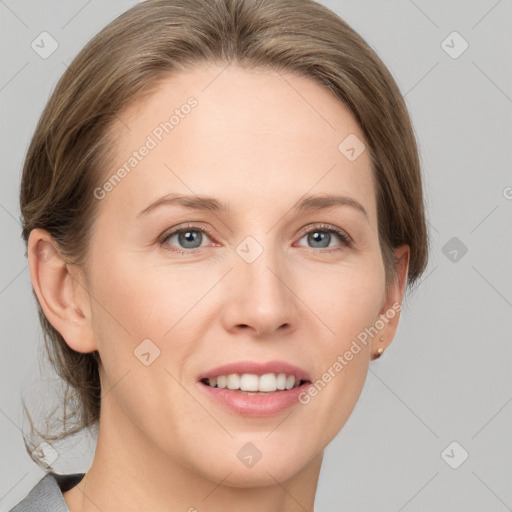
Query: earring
[
  {"left": 372, "top": 345, "right": 384, "bottom": 360},
  {"left": 377, "top": 336, "right": 385, "bottom": 356}
]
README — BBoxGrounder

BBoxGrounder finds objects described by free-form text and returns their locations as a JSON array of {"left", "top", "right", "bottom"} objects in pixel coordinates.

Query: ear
[
  {"left": 371, "top": 244, "right": 410, "bottom": 357},
  {"left": 27, "top": 228, "right": 98, "bottom": 353}
]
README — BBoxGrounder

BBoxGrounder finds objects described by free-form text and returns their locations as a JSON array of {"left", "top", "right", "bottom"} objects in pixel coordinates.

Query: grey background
[{"left": 1, "top": 0, "right": 511, "bottom": 510}]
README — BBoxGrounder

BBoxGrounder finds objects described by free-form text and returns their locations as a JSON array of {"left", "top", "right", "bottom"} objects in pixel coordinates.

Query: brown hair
[{"left": 20, "top": 0, "right": 429, "bottom": 467}]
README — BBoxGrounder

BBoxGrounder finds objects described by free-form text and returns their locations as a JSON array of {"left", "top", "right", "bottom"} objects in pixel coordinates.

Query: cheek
[
  {"left": 299, "top": 319, "right": 371, "bottom": 449},
  {"left": 297, "top": 253, "right": 385, "bottom": 339},
  {"left": 88, "top": 252, "right": 215, "bottom": 418},
  {"left": 88, "top": 257, "right": 215, "bottom": 462},
  {"left": 91, "top": 251, "right": 211, "bottom": 342},
  {"left": 293, "top": 257, "right": 384, "bottom": 442}
]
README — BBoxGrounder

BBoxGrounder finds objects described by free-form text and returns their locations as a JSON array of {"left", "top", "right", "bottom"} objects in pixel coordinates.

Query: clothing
[
  {"left": 9, "top": 471, "right": 321, "bottom": 511},
  {"left": 9, "top": 472, "right": 85, "bottom": 512}
]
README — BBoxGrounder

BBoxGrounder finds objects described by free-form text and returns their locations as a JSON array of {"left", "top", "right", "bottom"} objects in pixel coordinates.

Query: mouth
[
  {"left": 200, "top": 373, "right": 309, "bottom": 394},
  {"left": 197, "top": 361, "right": 312, "bottom": 416}
]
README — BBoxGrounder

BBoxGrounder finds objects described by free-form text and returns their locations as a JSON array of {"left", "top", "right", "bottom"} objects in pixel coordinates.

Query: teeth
[
  {"left": 276, "top": 373, "right": 287, "bottom": 390},
  {"left": 240, "top": 373, "right": 259, "bottom": 391},
  {"left": 205, "top": 373, "right": 302, "bottom": 392},
  {"left": 259, "top": 373, "right": 277, "bottom": 392},
  {"left": 285, "top": 375, "right": 296, "bottom": 390},
  {"left": 227, "top": 374, "right": 240, "bottom": 390}
]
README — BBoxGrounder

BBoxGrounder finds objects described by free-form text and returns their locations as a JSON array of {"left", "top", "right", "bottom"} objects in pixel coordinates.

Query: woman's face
[{"left": 72, "top": 65, "right": 406, "bottom": 485}]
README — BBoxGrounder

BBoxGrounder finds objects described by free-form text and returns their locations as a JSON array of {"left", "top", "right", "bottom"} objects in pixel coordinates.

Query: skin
[{"left": 28, "top": 64, "right": 409, "bottom": 512}]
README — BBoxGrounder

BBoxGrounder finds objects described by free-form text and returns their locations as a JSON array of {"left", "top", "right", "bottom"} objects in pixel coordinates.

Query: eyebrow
[
  {"left": 137, "top": 193, "right": 229, "bottom": 217},
  {"left": 137, "top": 192, "right": 369, "bottom": 220}
]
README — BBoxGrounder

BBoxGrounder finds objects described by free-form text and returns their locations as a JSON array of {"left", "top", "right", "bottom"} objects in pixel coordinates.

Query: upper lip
[{"left": 198, "top": 360, "right": 311, "bottom": 382}]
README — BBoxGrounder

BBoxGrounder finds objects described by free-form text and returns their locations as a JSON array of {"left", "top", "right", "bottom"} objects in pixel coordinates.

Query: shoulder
[{"left": 9, "top": 471, "right": 85, "bottom": 512}]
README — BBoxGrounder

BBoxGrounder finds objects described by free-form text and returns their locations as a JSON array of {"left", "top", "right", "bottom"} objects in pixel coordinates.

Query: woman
[{"left": 12, "top": 0, "right": 428, "bottom": 510}]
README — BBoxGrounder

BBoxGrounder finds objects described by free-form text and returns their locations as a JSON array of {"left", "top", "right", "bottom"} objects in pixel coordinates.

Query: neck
[{"left": 66, "top": 391, "right": 323, "bottom": 512}]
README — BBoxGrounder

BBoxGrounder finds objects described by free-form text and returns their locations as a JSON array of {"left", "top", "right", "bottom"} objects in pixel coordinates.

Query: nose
[{"left": 220, "top": 242, "right": 300, "bottom": 338}]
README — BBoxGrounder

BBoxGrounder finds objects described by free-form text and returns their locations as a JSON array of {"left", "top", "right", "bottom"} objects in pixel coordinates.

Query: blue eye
[
  {"left": 161, "top": 225, "right": 212, "bottom": 252},
  {"left": 296, "top": 225, "right": 351, "bottom": 250},
  {"left": 159, "top": 223, "right": 351, "bottom": 254}
]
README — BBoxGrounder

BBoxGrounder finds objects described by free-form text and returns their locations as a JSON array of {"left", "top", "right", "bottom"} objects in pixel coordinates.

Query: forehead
[{"left": 99, "top": 64, "right": 377, "bottom": 223}]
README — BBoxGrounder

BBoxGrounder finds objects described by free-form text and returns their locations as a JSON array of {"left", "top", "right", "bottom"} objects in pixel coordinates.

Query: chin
[{"left": 189, "top": 439, "right": 319, "bottom": 488}]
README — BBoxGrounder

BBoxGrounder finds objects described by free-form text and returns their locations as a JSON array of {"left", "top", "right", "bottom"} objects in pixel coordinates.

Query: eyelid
[
  {"left": 159, "top": 222, "right": 352, "bottom": 252},
  {"left": 159, "top": 223, "right": 216, "bottom": 251},
  {"left": 296, "top": 223, "right": 352, "bottom": 248}
]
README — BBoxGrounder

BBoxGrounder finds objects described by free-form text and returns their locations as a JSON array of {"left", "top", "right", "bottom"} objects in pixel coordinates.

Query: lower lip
[{"left": 198, "top": 381, "right": 311, "bottom": 417}]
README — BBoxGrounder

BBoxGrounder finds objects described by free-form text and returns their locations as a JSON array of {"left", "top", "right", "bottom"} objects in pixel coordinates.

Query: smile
[
  {"left": 201, "top": 373, "right": 305, "bottom": 393},
  {"left": 198, "top": 361, "right": 312, "bottom": 416}
]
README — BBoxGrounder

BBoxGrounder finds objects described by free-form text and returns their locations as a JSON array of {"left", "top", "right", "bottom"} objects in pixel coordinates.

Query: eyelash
[{"left": 159, "top": 223, "right": 352, "bottom": 254}]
